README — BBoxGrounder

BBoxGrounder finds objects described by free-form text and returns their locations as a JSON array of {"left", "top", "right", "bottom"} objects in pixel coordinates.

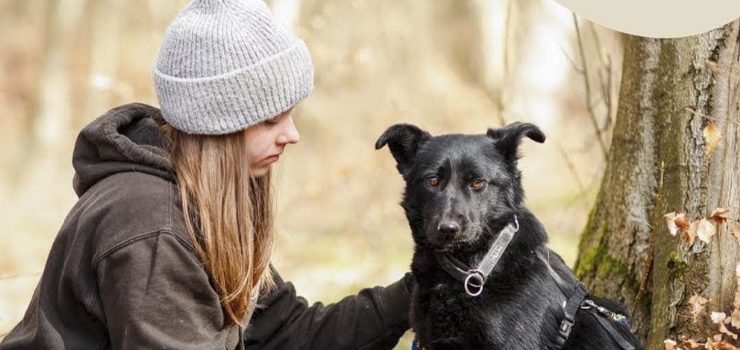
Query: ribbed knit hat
[{"left": 153, "top": 0, "right": 314, "bottom": 135}]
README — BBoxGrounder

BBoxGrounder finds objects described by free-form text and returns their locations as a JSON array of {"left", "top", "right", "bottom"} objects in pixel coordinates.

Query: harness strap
[
  {"left": 553, "top": 282, "right": 588, "bottom": 348},
  {"left": 537, "top": 249, "right": 635, "bottom": 350},
  {"left": 590, "top": 310, "right": 636, "bottom": 350}
]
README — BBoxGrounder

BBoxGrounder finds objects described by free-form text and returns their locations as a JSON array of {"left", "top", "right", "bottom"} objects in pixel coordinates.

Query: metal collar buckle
[{"left": 464, "top": 269, "right": 486, "bottom": 296}]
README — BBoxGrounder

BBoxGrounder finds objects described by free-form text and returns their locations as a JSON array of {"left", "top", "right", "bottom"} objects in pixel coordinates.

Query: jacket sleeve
[
  {"left": 95, "top": 231, "right": 230, "bottom": 350},
  {"left": 244, "top": 269, "right": 413, "bottom": 350}
]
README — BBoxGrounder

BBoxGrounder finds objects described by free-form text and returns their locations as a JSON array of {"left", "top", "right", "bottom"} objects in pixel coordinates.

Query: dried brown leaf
[
  {"left": 690, "top": 294, "right": 709, "bottom": 322},
  {"left": 683, "top": 339, "right": 699, "bottom": 349},
  {"left": 710, "top": 208, "right": 731, "bottom": 225},
  {"left": 719, "top": 321, "right": 738, "bottom": 340},
  {"left": 732, "top": 221, "right": 740, "bottom": 245},
  {"left": 675, "top": 213, "right": 690, "bottom": 229},
  {"left": 704, "top": 123, "right": 722, "bottom": 158},
  {"left": 664, "top": 338, "right": 677, "bottom": 350},
  {"left": 712, "top": 312, "right": 728, "bottom": 324},
  {"left": 665, "top": 212, "right": 680, "bottom": 236},
  {"left": 698, "top": 219, "right": 717, "bottom": 244},
  {"left": 713, "top": 337, "right": 738, "bottom": 350},
  {"left": 733, "top": 263, "right": 740, "bottom": 327},
  {"left": 730, "top": 309, "right": 740, "bottom": 329},
  {"left": 683, "top": 220, "right": 700, "bottom": 246}
]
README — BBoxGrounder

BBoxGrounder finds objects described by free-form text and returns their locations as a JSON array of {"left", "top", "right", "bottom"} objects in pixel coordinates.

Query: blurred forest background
[{"left": 0, "top": 0, "right": 623, "bottom": 346}]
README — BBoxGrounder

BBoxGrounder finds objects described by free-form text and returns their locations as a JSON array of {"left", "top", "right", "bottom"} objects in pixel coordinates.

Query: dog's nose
[{"left": 438, "top": 222, "right": 460, "bottom": 236}]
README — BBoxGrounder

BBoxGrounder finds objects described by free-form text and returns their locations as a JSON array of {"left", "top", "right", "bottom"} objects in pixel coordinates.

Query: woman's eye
[
  {"left": 265, "top": 119, "right": 278, "bottom": 125},
  {"left": 471, "top": 180, "right": 485, "bottom": 189},
  {"left": 427, "top": 176, "right": 440, "bottom": 187}
]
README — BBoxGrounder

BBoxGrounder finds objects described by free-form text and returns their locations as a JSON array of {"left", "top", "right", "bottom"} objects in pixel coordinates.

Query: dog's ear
[
  {"left": 375, "top": 123, "right": 432, "bottom": 178},
  {"left": 486, "top": 122, "right": 545, "bottom": 161}
]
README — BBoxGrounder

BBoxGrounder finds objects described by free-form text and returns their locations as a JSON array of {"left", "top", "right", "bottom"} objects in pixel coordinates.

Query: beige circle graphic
[{"left": 554, "top": 0, "right": 740, "bottom": 38}]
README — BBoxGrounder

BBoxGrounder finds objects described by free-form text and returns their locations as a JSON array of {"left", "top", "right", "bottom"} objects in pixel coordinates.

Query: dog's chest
[{"left": 414, "top": 281, "right": 551, "bottom": 349}]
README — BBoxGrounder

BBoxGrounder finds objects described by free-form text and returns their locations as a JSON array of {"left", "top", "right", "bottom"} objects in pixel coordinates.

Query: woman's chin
[{"left": 251, "top": 166, "right": 269, "bottom": 178}]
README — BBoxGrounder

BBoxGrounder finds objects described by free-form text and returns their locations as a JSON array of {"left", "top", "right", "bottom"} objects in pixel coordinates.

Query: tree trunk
[{"left": 574, "top": 20, "right": 740, "bottom": 349}]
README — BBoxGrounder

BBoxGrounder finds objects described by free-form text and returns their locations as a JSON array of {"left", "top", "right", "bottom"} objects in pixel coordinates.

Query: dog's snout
[{"left": 437, "top": 221, "right": 460, "bottom": 236}]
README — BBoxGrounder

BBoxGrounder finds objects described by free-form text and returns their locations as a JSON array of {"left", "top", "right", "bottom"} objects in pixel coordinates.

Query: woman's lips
[{"left": 264, "top": 154, "right": 280, "bottom": 164}]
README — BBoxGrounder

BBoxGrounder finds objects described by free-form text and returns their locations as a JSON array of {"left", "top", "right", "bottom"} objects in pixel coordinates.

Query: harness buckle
[
  {"left": 557, "top": 318, "right": 574, "bottom": 345},
  {"left": 464, "top": 269, "right": 486, "bottom": 297}
]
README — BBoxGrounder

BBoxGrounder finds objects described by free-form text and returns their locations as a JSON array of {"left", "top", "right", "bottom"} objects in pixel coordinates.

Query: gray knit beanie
[{"left": 153, "top": 0, "right": 314, "bottom": 135}]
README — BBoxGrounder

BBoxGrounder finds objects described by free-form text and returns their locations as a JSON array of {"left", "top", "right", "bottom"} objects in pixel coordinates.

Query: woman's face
[{"left": 244, "top": 108, "right": 300, "bottom": 177}]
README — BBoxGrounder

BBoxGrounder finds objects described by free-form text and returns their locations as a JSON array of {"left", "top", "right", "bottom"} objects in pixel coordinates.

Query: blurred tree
[
  {"left": 84, "top": 0, "right": 121, "bottom": 123},
  {"left": 574, "top": 20, "right": 740, "bottom": 348},
  {"left": 33, "top": 0, "right": 84, "bottom": 152}
]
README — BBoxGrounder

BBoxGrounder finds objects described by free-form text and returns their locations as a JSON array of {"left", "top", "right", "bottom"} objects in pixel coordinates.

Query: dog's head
[{"left": 375, "top": 122, "right": 545, "bottom": 251}]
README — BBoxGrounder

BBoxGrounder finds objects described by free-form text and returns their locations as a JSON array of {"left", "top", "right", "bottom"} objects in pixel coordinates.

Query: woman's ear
[
  {"left": 486, "top": 122, "right": 545, "bottom": 161},
  {"left": 375, "top": 123, "right": 432, "bottom": 179}
]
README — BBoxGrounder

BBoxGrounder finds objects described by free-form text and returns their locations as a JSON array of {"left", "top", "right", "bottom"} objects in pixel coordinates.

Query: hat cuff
[{"left": 153, "top": 40, "right": 314, "bottom": 135}]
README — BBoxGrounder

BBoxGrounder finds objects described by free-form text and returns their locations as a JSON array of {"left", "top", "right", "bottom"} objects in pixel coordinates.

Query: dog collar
[{"left": 433, "top": 215, "right": 519, "bottom": 297}]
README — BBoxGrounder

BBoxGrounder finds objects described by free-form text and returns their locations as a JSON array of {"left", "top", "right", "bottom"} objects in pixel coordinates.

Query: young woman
[{"left": 0, "top": 0, "right": 412, "bottom": 349}]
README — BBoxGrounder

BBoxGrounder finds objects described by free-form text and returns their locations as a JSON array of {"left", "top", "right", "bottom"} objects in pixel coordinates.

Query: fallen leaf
[
  {"left": 698, "top": 219, "right": 717, "bottom": 244},
  {"left": 732, "top": 221, "right": 740, "bottom": 245},
  {"left": 683, "top": 339, "right": 699, "bottom": 349},
  {"left": 710, "top": 208, "right": 730, "bottom": 225},
  {"left": 719, "top": 321, "right": 738, "bottom": 340},
  {"left": 712, "top": 312, "right": 727, "bottom": 324},
  {"left": 665, "top": 212, "right": 680, "bottom": 236},
  {"left": 684, "top": 220, "right": 700, "bottom": 246},
  {"left": 663, "top": 338, "right": 677, "bottom": 350},
  {"left": 690, "top": 294, "right": 709, "bottom": 322},
  {"left": 733, "top": 263, "right": 740, "bottom": 327},
  {"left": 704, "top": 123, "right": 722, "bottom": 158},
  {"left": 730, "top": 309, "right": 740, "bottom": 329},
  {"left": 675, "top": 213, "right": 690, "bottom": 229}
]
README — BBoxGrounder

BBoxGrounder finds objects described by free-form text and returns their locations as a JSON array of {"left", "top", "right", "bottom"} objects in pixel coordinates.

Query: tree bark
[{"left": 574, "top": 20, "right": 740, "bottom": 348}]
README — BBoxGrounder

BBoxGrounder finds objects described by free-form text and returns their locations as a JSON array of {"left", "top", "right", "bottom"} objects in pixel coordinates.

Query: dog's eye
[
  {"left": 470, "top": 180, "right": 485, "bottom": 190},
  {"left": 427, "top": 176, "right": 440, "bottom": 187}
]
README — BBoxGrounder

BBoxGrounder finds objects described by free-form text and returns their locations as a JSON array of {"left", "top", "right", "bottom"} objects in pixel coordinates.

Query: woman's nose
[{"left": 276, "top": 116, "right": 300, "bottom": 145}]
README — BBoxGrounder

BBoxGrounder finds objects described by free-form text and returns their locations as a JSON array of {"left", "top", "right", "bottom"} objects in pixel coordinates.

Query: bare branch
[
  {"left": 587, "top": 22, "right": 614, "bottom": 131},
  {"left": 560, "top": 44, "right": 585, "bottom": 75},
  {"left": 556, "top": 142, "right": 587, "bottom": 198},
  {"left": 573, "top": 13, "right": 609, "bottom": 159},
  {"left": 686, "top": 107, "right": 740, "bottom": 126},
  {"left": 493, "top": 0, "right": 516, "bottom": 126}
]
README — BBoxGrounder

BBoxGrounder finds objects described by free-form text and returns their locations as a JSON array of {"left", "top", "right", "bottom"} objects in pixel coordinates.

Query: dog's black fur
[{"left": 376, "top": 122, "right": 643, "bottom": 350}]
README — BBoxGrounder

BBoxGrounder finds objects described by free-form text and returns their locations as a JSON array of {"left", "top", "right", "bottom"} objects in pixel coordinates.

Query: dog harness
[
  {"left": 428, "top": 215, "right": 636, "bottom": 350},
  {"left": 537, "top": 249, "right": 635, "bottom": 350}
]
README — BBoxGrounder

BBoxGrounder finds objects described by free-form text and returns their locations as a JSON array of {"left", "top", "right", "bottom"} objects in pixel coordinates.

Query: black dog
[{"left": 376, "top": 122, "right": 643, "bottom": 350}]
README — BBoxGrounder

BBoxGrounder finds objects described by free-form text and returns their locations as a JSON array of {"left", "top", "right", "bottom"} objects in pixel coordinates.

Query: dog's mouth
[{"left": 429, "top": 236, "right": 478, "bottom": 253}]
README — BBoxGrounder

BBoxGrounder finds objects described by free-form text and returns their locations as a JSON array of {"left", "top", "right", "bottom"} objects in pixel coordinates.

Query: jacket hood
[{"left": 72, "top": 103, "right": 175, "bottom": 197}]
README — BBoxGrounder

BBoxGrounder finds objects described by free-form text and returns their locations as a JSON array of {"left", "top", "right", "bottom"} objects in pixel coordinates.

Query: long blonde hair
[{"left": 162, "top": 124, "right": 275, "bottom": 328}]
